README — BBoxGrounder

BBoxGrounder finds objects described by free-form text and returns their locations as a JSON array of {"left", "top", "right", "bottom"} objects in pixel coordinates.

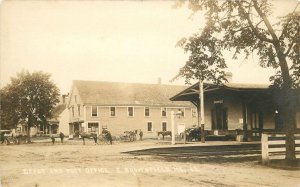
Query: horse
[
  {"left": 79, "top": 132, "right": 97, "bottom": 145},
  {"left": 157, "top": 131, "right": 172, "bottom": 141}
]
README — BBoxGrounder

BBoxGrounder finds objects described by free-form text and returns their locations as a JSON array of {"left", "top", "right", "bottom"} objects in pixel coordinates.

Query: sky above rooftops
[{"left": 0, "top": 0, "right": 298, "bottom": 94}]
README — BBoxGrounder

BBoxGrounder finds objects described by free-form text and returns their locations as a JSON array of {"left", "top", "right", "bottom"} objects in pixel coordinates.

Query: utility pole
[
  {"left": 171, "top": 111, "right": 175, "bottom": 145},
  {"left": 199, "top": 80, "right": 205, "bottom": 143}
]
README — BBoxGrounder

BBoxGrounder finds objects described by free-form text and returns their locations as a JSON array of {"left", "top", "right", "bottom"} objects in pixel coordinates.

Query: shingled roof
[{"left": 72, "top": 80, "right": 193, "bottom": 107}]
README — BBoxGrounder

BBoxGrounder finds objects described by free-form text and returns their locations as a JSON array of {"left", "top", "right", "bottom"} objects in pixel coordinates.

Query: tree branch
[
  {"left": 285, "top": 28, "right": 299, "bottom": 56},
  {"left": 285, "top": 43, "right": 296, "bottom": 56},
  {"left": 279, "top": 3, "right": 300, "bottom": 41},
  {"left": 236, "top": 1, "right": 274, "bottom": 43},
  {"left": 252, "top": 0, "right": 279, "bottom": 43}
]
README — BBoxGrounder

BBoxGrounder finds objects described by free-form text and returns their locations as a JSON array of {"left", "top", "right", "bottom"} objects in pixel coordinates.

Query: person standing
[
  {"left": 59, "top": 132, "right": 65, "bottom": 143},
  {"left": 51, "top": 135, "right": 55, "bottom": 144},
  {"left": 0, "top": 133, "right": 6, "bottom": 144},
  {"left": 139, "top": 130, "right": 143, "bottom": 141},
  {"left": 92, "top": 133, "right": 98, "bottom": 145}
]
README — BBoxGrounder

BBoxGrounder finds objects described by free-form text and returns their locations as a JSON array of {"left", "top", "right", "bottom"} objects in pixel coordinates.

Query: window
[
  {"left": 78, "top": 105, "right": 80, "bottom": 116},
  {"left": 74, "top": 95, "right": 77, "bottom": 103},
  {"left": 92, "top": 106, "right": 98, "bottom": 117},
  {"left": 110, "top": 107, "right": 116, "bottom": 117},
  {"left": 145, "top": 107, "right": 150, "bottom": 117},
  {"left": 162, "top": 122, "right": 167, "bottom": 131},
  {"left": 71, "top": 106, "right": 74, "bottom": 117},
  {"left": 128, "top": 107, "right": 134, "bottom": 117},
  {"left": 191, "top": 109, "right": 197, "bottom": 117},
  {"left": 147, "top": 122, "right": 153, "bottom": 132},
  {"left": 88, "top": 123, "right": 99, "bottom": 133},
  {"left": 178, "top": 109, "right": 185, "bottom": 117},
  {"left": 161, "top": 107, "right": 167, "bottom": 117}
]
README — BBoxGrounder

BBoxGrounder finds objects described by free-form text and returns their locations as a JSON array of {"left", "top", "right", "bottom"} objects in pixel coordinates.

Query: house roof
[
  {"left": 52, "top": 104, "right": 67, "bottom": 117},
  {"left": 48, "top": 104, "right": 66, "bottom": 123},
  {"left": 170, "top": 81, "right": 270, "bottom": 101},
  {"left": 72, "top": 80, "right": 193, "bottom": 107}
]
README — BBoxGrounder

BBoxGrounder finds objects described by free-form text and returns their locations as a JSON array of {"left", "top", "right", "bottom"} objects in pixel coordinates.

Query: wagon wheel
[
  {"left": 12, "top": 137, "right": 19, "bottom": 145},
  {"left": 4, "top": 139, "right": 10, "bottom": 145}
]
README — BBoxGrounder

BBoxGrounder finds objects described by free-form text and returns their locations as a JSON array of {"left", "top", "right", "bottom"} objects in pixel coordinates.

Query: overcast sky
[{"left": 0, "top": 0, "right": 298, "bottom": 94}]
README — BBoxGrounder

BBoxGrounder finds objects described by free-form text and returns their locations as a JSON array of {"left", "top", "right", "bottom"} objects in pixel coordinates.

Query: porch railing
[{"left": 261, "top": 133, "right": 300, "bottom": 164}]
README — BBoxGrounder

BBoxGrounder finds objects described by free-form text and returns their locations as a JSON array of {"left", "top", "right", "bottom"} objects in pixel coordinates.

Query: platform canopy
[{"left": 170, "top": 82, "right": 270, "bottom": 107}]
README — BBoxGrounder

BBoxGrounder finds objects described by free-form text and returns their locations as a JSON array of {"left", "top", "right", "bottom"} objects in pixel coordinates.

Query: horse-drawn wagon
[{"left": 0, "top": 130, "right": 27, "bottom": 145}]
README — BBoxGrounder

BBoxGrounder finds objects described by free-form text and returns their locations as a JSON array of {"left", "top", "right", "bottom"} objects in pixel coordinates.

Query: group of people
[
  {"left": 51, "top": 132, "right": 65, "bottom": 144},
  {"left": 50, "top": 129, "right": 144, "bottom": 145},
  {"left": 0, "top": 133, "right": 8, "bottom": 144},
  {"left": 92, "top": 129, "right": 112, "bottom": 145}
]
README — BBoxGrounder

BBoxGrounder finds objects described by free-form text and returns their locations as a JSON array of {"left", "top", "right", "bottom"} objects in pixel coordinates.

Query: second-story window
[
  {"left": 145, "top": 107, "right": 150, "bottom": 117},
  {"left": 92, "top": 106, "right": 98, "bottom": 117},
  {"left": 128, "top": 107, "right": 134, "bottom": 117},
  {"left": 78, "top": 105, "right": 81, "bottom": 116},
  {"left": 110, "top": 107, "right": 116, "bottom": 117},
  {"left": 75, "top": 95, "right": 77, "bottom": 103},
  {"left": 161, "top": 107, "right": 167, "bottom": 117}
]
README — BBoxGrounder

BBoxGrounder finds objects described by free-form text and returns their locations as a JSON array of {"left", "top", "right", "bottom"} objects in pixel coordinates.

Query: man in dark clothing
[
  {"left": 92, "top": 133, "right": 98, "bottom": 145},
  {"left": 1, "top": 133, "right": 6, "bottom": 144},
  {"left": 139, "top": 130, "right": 143, "bottom": 141},
  {"left": 102, "top": 129, "right": 112, "bottom": 145},
  {"left": 51, "top": 135, "right": 55, "bottom": 144},
  {"left": 59, "top": 132, "right": 65, "bottom": 143}
]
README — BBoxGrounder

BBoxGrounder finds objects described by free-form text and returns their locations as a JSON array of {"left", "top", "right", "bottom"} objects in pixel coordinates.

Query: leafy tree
[
  {"left": 0, "top": 71, "right": 60, "bottom": 142},
  {"left": 0, "top": 90, "right": 19, "bottom": 130},
  {"left": 174, "top": 0, "right": 299, "bottom": 160}
]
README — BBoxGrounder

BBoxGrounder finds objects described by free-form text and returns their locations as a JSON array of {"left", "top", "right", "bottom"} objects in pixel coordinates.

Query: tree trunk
[
  {"left": 274, "top": 45, "right": 296, "bottom": 161},
  {"left": 27, "top": 115, "right": 32, "bottom": 143},
  {"left": 26, "top": 125, "right": 31, "bottom": 143},
  {"left": 281, "top": 89, "right": 296, "bottom": 161}
]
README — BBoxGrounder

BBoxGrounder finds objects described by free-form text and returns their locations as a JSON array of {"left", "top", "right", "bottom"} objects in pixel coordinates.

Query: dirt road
[{"left": 0, "top": 140, "right": 299, "bottom": 187}]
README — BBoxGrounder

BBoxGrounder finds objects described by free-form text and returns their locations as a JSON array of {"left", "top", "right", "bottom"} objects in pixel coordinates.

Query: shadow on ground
[{"left": 124, "top": 144, "right": 261, "bottom": 163}]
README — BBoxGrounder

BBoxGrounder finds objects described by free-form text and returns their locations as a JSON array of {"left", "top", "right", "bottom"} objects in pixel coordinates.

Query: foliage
[
  {"left": 0, "top": 71, "right": 60, "bottom": 132},
  {"left": 174, "top": 0, "right": 300, "bottom": 88},
  {"left": 174, "top": 0, "right": 299, "bottom": 160},
  {"left": 0, "top": 90, "right": 19, "bottom": 130},
  {"left": 172, "top": 31, "right": 228, "bottom": 84}
]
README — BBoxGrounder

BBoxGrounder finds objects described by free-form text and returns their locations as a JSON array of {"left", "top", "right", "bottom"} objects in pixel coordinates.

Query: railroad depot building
[
  {"left": 67, "top": 80, "right": 198, "bottom": 138},
  {"left": 170, "top": 81, "right": 300, "bottom": 140}
]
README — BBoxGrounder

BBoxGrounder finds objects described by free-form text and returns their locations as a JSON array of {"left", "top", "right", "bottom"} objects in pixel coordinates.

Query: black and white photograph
[{"left": 0, "top": 0, "right": 299, "bottom": 186}]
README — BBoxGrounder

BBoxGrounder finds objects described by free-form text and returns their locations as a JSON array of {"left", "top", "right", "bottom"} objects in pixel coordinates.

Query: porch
[{"left": 170, "top": 82, "right": 283, "bottom": 141}]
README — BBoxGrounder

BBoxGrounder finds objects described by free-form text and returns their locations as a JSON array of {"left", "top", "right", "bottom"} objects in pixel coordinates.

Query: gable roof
[{"left": 72, "top": 80, "right": 193, "bottom": 107}]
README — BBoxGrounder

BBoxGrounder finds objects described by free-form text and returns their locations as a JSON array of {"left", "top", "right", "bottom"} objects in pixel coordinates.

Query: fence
[{"left": 261, "top": 133, "right": 300, "bottom": 164}]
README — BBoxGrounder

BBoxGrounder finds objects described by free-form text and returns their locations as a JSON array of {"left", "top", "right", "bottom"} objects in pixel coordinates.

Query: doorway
[
  {"left": 211, "top": 103, "right": 228, "bottom": 130},
  {"left": 250, "top": 112, "right": 263, "bottom": 137}
]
